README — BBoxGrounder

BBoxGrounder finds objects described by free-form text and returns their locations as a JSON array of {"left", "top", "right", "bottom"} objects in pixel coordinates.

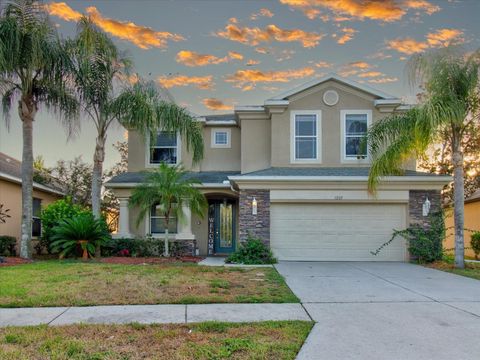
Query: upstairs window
[
  {"left": 211, "top": 128, "right": 231, "bottom": 148},
  {"left": 149, "top": 131, "right": 178, "bottom": 165},
  {"left": 341, "top": 110, "right": 371, "bottom": 161},
  {"left": 291, "top": 111, "right": 321, "bottom": 162}
]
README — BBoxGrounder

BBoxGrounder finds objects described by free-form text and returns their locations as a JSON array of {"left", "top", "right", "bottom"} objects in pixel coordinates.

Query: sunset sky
[{"left": 1, "top": 0, "right": 479, "bottom": 168}]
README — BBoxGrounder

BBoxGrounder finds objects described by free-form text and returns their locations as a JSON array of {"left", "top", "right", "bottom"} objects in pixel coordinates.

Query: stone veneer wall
[
  {"left": 175, "top": 239, "right": 197, "bottom": 256},
  {"left": 239, "top": 190, "right": 270, "bottom": 245},
  {"left": 409, "top": 190, "right": 442, "bottom": 228}
]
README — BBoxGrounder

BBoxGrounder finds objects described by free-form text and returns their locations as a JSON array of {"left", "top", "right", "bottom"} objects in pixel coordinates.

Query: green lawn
[
  {"left": 426, "top": 257, "right": 480, "bottom": 280},
  {"left": 0, "top": 321, "right": 313, "bottom": 360},
  {"left": 0, "top": 261, "right": 298, "bottom": 308}
]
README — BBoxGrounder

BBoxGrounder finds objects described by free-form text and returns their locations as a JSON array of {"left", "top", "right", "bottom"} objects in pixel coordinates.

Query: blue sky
[{"left": 1, "top": 0, "right": 479, "bottom": 168}]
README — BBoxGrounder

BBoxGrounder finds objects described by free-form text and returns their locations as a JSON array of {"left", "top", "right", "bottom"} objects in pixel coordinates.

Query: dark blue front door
[{"left": 209, "top": 200, "right": 236, "bottom": 254}]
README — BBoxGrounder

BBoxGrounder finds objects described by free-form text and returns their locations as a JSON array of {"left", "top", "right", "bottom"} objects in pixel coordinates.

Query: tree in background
[
  {"left": 418, "top": 122, "right": 480, "bottom": 204},
  {"left": 0, "top": 0, "right": 78, "bottom": 258},
  {"left": 129, "top": 164, "right": 207, "bottom": 257},
  {"left": 367, "top": 47, "right": 480, "bottom": 269}
]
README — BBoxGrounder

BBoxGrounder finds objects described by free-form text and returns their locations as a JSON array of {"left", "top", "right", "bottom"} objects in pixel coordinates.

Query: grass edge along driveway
[{"left": 0, "top": 261, "right": 298, "bottom": 308}]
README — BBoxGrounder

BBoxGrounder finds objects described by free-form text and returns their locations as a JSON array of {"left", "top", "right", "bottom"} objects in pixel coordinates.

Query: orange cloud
[
  {"left": 387, "top": 28, "right": 464, "bottom": 54},
  {"left": 47, "top": 2, "right": 184, "bottom": 49},
  {"left": 46, "top": 2, "right": 81, "bottom": 21},
  {"left": 228, "top": 51, "right": 244, "bottom": 60},
  {"left": 157, "top": 75, "right": 214, "bottom": 90},
  {"left": 175, "top": 50, "right": 243, "bottom": 67},
  {"left": 348, "top": 61, "right": 372, "bottom": 69},
  {"left": 358, "top": 71, "right": 383, "bottom": 78},
  {"left": 226, "top": 67, "right": 315, "bottom": 89},
  {"left": 336, "top": 27, "right": 357, "bottom": 45},
  {"left": 314, "top": 61, "right": 331, "bottom": 68},
  {"left": 255, "top": 47, "right": 269, "bottom": 54},
  {"left": 250, "top": 8, "right": 274, "bottom": 20},
  {"left": 338, "top": 61, "right": 374, "bottom": 77},
  {"left": 404, "top": 0, "right": 440, "bottom": 15},
  {"left": 279, "top": 0, "right": 440, "bottom": 22},
  {"left": 216, "top": 21, "right": 324, "bottom": 48},
  {"left": 202, "top": 98, "right": 233, "bottom": 111},
  {"left": 368, "top": 77, "right": 399, "bottom": 83},
  {"left": 246, "top": 59, "right": 261, "bottom": 66}
]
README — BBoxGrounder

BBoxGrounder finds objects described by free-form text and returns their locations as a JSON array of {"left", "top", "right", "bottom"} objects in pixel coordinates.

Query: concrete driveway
[{"left": 275, "top": 262, "right": 480, "bottom": 360}]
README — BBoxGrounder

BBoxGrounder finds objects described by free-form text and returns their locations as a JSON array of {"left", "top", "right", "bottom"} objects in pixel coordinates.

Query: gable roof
[
  {"left": 0, "top": 152, "right": 64, "bottom": 195},
  {"left": 269, "top": 73, "right": 399, "bottom": 101}
]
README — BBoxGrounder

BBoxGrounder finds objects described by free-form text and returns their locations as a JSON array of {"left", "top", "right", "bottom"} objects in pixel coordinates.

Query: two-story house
[{"left": 106, "top": 74, "right": 450, "bottom": 261}]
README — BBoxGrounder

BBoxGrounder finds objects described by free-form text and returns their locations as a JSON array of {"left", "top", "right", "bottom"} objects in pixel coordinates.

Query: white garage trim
[
  {"left": 270, "top": 190, "right": 409, "bottom": 203},
  {"left": 270, "top": 203, "right": 408, "bottom": 262}
]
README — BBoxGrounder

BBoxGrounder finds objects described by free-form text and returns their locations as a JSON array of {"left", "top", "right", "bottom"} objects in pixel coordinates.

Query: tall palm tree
[
  {"left": 0, "top": 0, "right": 78, "bottom": 258},
  {"left": 367, "top": 47, "right": 480, "bottom": 269},
  {"left": 129, "top": 163, "right": 207, "bottom": 256},
  {"left": 67, "top": 18, "right": 203, "bottom": 226}
]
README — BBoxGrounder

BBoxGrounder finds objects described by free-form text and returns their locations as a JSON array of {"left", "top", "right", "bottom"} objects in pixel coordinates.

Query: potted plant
[{"left": 51, "top": 213, "right": 111, "bottom": 259}]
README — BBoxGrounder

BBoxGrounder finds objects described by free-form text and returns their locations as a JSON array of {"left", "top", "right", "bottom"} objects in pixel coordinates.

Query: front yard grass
[
  {"left": 426, "top": 259, "right": 480, "bottom": 280},
  {"left": 0, "top": 261, "right": 298, "bottom": 307},
  {"left": 0, "top": 321, "right": 313, "bottom": 360}
]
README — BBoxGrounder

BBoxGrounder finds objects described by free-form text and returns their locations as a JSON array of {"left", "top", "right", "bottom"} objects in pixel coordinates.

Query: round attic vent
[{"left": 323, "top": 90, "right": 339, "bottom": 106}]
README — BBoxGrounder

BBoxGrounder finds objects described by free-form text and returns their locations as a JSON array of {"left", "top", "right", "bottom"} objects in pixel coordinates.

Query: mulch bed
[
  {"left": 0, "top": 257, "right": 33, "bottom": 267},
  {"left": 98, "top": 256, "right": 204, "bottom": 265}
]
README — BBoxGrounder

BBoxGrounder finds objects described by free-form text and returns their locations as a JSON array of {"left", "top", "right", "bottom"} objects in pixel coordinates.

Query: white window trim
[
  {"left": 290, "top": 110, "right": 322, "bottom": 164},
  {"left": 145, "top": 131, "right": 182, "bottom": 168},
  {"left": 340, "top": 109, "right": 372, "bottom": 163},
  {"left": 211, "top": 128, "right": 231, "bottom": 148},
  {"left": 147, "top": 208, "right": 178, "bottom": 237}
]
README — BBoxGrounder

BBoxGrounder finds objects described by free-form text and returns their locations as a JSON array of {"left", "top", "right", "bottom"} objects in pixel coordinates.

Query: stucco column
[
  {"left": 177, "top": 204, "right": 195, "bottom": 239},
  {"left": 115, "top": 197, "right": 133, "bottom": 238}
]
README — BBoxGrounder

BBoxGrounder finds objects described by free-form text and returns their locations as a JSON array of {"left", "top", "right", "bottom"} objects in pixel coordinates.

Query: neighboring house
[
  {"left": 444, "top": 189, "right": 480, "bottom": 257},
  {"left": 106, "top": 74, "right": 450, "bottom": 261},
  {"left": 0, "top": 152, "right": 64, "bottom": 250}
]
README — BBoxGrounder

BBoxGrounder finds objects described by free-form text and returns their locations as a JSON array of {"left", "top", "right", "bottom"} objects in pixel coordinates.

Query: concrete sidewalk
[{"left": 0, "top": 303, "right": 310, "bottom": 327}]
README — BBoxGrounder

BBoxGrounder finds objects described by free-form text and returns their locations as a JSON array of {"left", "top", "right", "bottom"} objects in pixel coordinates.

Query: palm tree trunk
[
  {"left": 452, "top": 138, "right": 465, "bottom": 269},
  {"left": 164, "top": 221, "right": 170, "bottom": 257},
  {"left": 18, "top": 96, "right": 36, "bottom": 259},
  {"left": 92, "top": 133, "right": 106, "bottom": 257}
]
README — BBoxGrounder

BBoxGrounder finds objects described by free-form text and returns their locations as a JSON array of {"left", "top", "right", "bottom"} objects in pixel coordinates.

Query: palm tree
[
  {"left": 67, "top": 18, "right": 203, "bottom": 226},
  {"left": 129, "top": 163, "right": 207, "bottom": 257},
  {"left": 367, "top": 47, "right": 480, "bottom": 269},
  {"left": 0, "top": 0, "right": 78, "bottom": 258}
]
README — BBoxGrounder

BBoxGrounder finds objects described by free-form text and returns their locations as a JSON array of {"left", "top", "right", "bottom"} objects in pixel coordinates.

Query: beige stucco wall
[
  {"left": 271, "top": 80, "right": 388, "bottom": 167},
  {"left": 0, "top": 179, "right": 61, "bottom": 246},
  {"left": 128, "top": 125, "right": 241, "bottom": 173},
  {"left": 241, "top": 118, "right": 271, "bottom": 174},
  {"left": 444, "top": 202, "right": 480, "bottom": 258}
]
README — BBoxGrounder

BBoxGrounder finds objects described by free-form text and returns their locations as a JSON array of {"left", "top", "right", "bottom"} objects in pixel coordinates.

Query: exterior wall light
[
  {"left": 422, "top": 197, "right": 431, "bottom": 217},
  {"left": 252, "top": 197, "right": 258, "bottom": 215}
]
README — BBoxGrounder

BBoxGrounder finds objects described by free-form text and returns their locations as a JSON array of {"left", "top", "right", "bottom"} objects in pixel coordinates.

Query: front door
[{"left": 208, "top": 200, "right": 236, "bottom": 254}]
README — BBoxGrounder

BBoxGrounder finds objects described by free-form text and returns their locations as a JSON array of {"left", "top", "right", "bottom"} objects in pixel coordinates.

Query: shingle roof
[
  {"left": 236, "top": 167, "right": 445, "bottom": 177},
  {"left": 0, "top": 152, "right": 64, "bottom": 194},
  {"left": 107, "top": 171, "right": 240, "bottom": 184},
  {"left": 204, "top": 114, "right": 236, "bottom": 122},
  {"left": 466, "top": 189, "right": 480, "bottom": 203}
]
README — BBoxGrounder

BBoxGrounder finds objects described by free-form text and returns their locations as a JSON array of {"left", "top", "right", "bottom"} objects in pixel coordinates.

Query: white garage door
[{"left": 270, "top": 203, "right": 407, "bottom": 261}]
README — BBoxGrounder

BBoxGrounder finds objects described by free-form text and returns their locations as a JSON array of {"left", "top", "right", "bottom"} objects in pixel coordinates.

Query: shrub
[
  {"left": 51, "top": 213, "right": 111, "bottom": 259},
  {"left": 39, "top": 199, "right": 90, "bottom": 254},
  {"left": 226, "top": 235, "right": 277, "bottom": 264},
  {"left": 0, "top": 235, "right": 16, "bottom": 256},
  {"left": 371, "top": 211, "right": 445, "bottom": 263},
  {"left": 471, "top": 232, "right": 480, "bottom": 260},
  {"left": 101, "top": 236, "right": 189, "bottom": 257}
]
